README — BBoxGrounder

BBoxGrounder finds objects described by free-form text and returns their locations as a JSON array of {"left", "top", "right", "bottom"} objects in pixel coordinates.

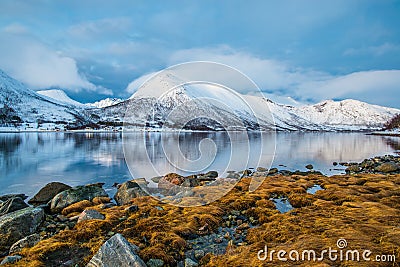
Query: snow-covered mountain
[
  {"left": 86, "top": 98, "right": 123, "bottom": 108},
  {"left": 1, "top": 68, "right": 398, "bottom": 131},
  {"left": 106, "top": 71, "right": 399, "bottom": 131},
  {"left": 0, "top": 70, "right": 87, "bottom": 125},
  {"left": 37, "top": 89, "right": 84, "bottom": 107}
]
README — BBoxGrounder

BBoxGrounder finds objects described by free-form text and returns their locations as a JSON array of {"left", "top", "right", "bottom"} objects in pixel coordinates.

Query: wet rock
[
  {"left": 151, "top": 176, "right": 162, "bottom": 183},
  {"left": 0, "top": 197, "right": 28, "bottom": 216},
  {"left": 375, "top": 162, "right": 399, "bottom": 173},
  {"left": 0, "top": 194, "right": 27, "bottom": 202},
  {"left": 256, "top": 167, "right": 267, "bottom": 172},
  {"left": 0, "top": 207, "right": 44, "bottom": 253},
  {"left": 9, "top": 233, "right": 40, "bottom": 254},
  {"left": 0, "top": 255, "right": 22, "bottom": 265},
  {"left": 50, "top": 184, "right": 108, "bottom": 213},
  {"left": 114, "top": 180, "right": 148, "bottom": 205},
  {"left": 305, "top": 164, "right": 314, "bottom": 170},
  {"left": 147, "top": 258, "right": 164, "bottom": 267},
  {"left": 86, "top": 233, "right": 146, "bottom": 267},
  {"left": 28, "top": 182, "right": 71, "bottom": 206},
  {"left": 78, "top": 209, "right": 105, "bottom": 223},
  {"left": 333, "top": 162, "right": 338, "bottom": 166},
  {"left": 184, "top": 258, "right": 198, "bottom": 267}
]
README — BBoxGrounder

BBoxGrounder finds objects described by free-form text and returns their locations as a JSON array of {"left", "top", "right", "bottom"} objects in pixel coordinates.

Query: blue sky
[{"left": 0, "top": 0, "right": 399, "bottom": 107}]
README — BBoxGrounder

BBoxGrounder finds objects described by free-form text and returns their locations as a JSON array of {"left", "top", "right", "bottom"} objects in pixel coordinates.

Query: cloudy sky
[{"left": 0, "top": 0, "right": 399, "bottom": 107}]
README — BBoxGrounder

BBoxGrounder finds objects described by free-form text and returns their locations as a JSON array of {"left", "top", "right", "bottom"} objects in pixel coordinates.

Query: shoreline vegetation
[{"left": 0, "top": 156, "right": 399, "bottom": 266}]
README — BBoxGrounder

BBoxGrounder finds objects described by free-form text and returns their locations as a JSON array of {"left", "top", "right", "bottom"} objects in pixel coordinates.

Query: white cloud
[{"left": 0, "top": 30, "right": 111, "bottom": 94}]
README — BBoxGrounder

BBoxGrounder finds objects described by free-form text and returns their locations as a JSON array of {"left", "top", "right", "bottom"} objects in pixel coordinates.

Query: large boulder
[
  {"left": 50, "top": 184, "right": 108, "bottom": 213},
  {"left": 0, "top": 197, "right": 28, "bottom": 216},
  {"left": 86, "top": 233, "right": 146, "bottom": 267},
  {"left": 114, "top": 180, "right": 147, "bottom": 206},
  {"left": 375, "top": 162, "right": 399, "bottom": 173},
  {"left": 0, "top": 207, "right": 44, "bottom": 254},
  {"left": 28, "top": 182, "right": 71, "bottom": 206}
]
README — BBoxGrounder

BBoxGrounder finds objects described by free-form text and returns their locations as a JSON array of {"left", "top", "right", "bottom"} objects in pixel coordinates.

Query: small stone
[
  {"left": 125, "top": 205, "right": 139, "bottom": 213},
  {"left": 9, "top": 234, "right": 40, "bottom": 254},
  {"left": 214, "top": 237, "right": 223, "bottom": 243},
  {"left": 225, "top": 220, "right": 231, "bottom": 227},
  {"left": 0, "top": 255, "right": 22, "bottom": 265},
  {"left": 155, "top": 206, "right": 163, "bottom": 211},
  {"left": 205, "top": 171, "right": 218, "bottom": 178},
  {"left": 305, "top": 164, "right": 313, "bottom": 170},
  {"left": 333, "top": 162, "right": 338, "bottom": 166},
  {"left": 194, "top": 249, "right": 205, "bottom": 260},
  {"left": 28, "top": 182, "right": 71, "bottom": 206},
  {"left": 184, "top": 258, "right": 198, "bottom": 267},
  {"left": 236, "top": 219, "right": 243, "bottom": 225}
]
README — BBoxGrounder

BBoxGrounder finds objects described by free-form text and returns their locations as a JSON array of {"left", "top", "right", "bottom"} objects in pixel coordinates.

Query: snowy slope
[
  {"left": 0, "top": 70, "right": 86, "bottom": 124},
  {"left": 37, "top": 89, "right": 84, "bottom": 107},
  {"left": 86, "top": 98, "right": 123, "bottom": 108}
]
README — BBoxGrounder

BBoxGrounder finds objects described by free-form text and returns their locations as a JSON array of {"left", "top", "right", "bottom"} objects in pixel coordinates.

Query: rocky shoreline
[{"left": 0, "top": 155, "right": 399, "bottom": 266}]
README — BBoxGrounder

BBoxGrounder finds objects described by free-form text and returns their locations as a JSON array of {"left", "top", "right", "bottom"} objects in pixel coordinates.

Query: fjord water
[{"left": 0, "top": 132, "right": 399, "bottom": 197}]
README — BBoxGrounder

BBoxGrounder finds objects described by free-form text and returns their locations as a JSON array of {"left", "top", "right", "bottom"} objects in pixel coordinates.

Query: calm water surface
[{"left": 0, "top": 132, "right": 399, "bottom": 197}]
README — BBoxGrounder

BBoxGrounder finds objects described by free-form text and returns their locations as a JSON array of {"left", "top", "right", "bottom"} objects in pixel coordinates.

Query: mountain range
[{"left": 0, "top": 69, "right": 398, "bottom": 131}]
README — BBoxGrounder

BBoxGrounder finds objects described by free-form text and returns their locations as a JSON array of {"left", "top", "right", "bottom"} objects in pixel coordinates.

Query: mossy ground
[{"left": 8, "top": 173, "right": 400, "bottom": 266}]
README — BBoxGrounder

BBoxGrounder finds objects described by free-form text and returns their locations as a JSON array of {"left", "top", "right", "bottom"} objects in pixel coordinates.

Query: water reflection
[{"left": 0, "top": 132, "right": 398, "bottom": 197}]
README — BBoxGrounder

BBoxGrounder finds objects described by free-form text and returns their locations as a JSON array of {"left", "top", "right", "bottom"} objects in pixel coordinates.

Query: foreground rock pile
[{"left": 0, "top": 155, "right": 399, "bottom": 266}]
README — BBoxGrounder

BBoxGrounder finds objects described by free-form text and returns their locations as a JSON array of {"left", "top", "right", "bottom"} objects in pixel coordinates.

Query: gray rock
[
  {"left": 146, "top": 258, "right": 164, "bottom": 267},
  {"left": 375, "top": 162, "right": 399, "bottom": 173},
  {"left": 0, "top": 197, "right": 28, "bottom": 216},
  {"left": 50, "top": 184, "right": 108, "bottom": 213},
  {"left": 114, "top": 180, "right": 148, "bottom": 205},
  {"left": 194, "top": 249, "right": 205, "bottom": 260},
  {"left": 9, "top": 233, "right": 40, "bottom": 254},
  {"left": 78, "top": 209, "right": 105, "bottom": 223},
  {"left": 0, "top": 255, "right": 22, "bottom": 265},
  {"left": 86, "top": 233, "right": 146, "bottom": 267},
  {"left": 0, "top": 194, "right": 27, "bottom": 202},
  {"left": 0, "top": 207, "right": 44, "bottom": 253},
  {"left": 184, "top": 258, "right": 198, "bottom": 267},
  {"left": 28, "top": 182, "right": 71, "bottom": 206}
]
